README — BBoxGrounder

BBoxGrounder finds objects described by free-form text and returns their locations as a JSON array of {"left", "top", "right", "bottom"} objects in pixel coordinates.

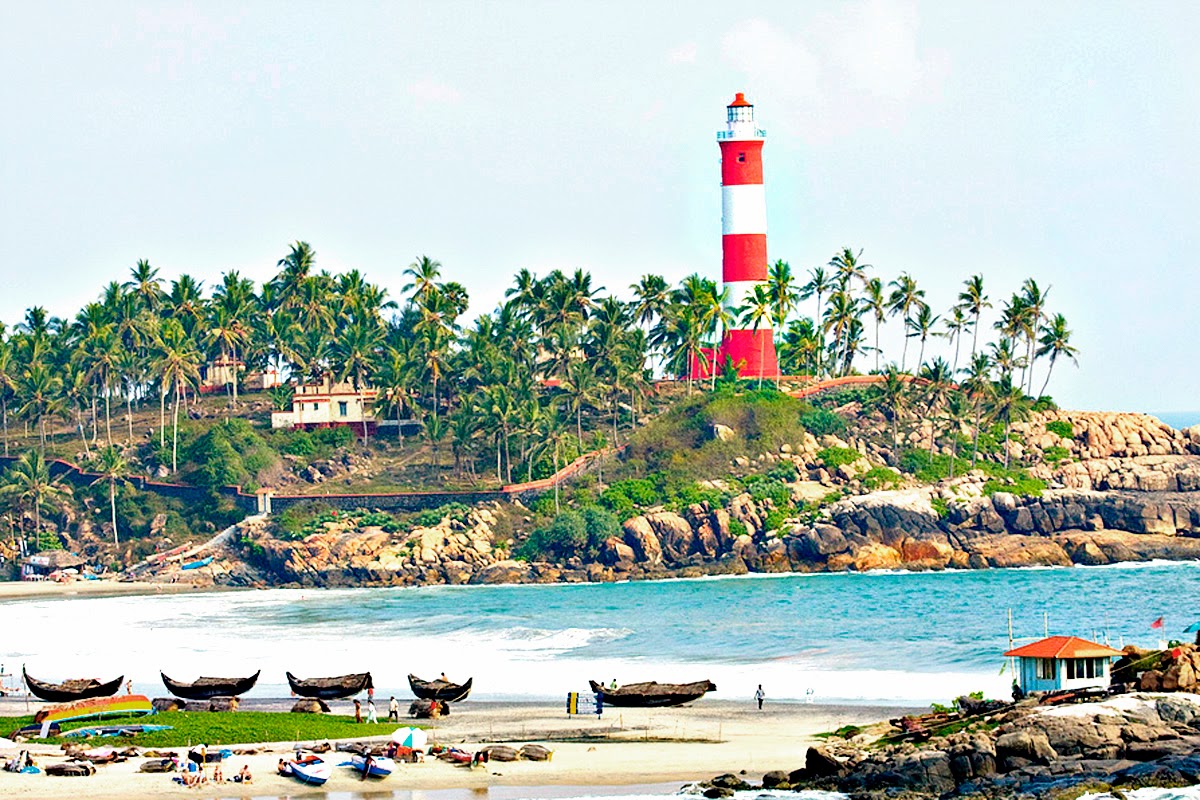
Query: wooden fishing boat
[
  {"left": 280, "top": 753, "right": 332, "bottom": 786},
  {"left": 160, "top": 670, "right": 259, "bottom": 700},
  {"left": 63, "top": 723, "right": 173, "bottom": 738},
  {"left": 180, "top": 555, "right": 213, "bottom": 570},
  {"left": 346, "top": 754, "right": 394, "bottom": 778},
  {"left": 588, "top": 679, "right": 716, "bottom": 708},
  {"left": 23, "top": 668, "right": 124, "bottom": 703},
  {"left": 34, "top": 694, "right": 153, "bottom": 724},
  {"left": 286, "top": 671, "right": 373, "bottom": 700},
  {"left": 408, "top": 674, "right": 472, "bottom": 702}
]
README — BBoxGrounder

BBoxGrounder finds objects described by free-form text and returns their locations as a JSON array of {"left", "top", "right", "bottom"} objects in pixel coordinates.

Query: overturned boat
[
  {"left": 588, "top": 679, "right": 716, "bottom": 708},
  {"left": 408, "top": 674, "right": 472, "bottom": 702},
  {"left": 23, "top": 668, "right": 124, "bottom": 703},
  {"left": 286, "top": 671, "right": 373, "bottom": 700},
  {"left": 160, "top": 670, "right": 260, "bottom": 700}
]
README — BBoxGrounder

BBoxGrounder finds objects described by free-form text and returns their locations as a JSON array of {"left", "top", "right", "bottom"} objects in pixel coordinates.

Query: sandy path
[{"left": 0, "top": 700, "right": 914, "bottom": 799}]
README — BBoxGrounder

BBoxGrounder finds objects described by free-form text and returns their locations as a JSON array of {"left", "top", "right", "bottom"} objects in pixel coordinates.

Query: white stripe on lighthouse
[{"left": 721, "top": 184, "right": 767, "bottom": 236}]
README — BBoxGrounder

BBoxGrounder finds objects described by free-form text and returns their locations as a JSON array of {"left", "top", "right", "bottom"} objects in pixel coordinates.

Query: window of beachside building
[
  {"left": 1037, "top": 658, "right": 1056, "bottom": 680},
  {"left": 339, "top": 401, "right": 348, "bottom": 417},
  {"left": 1065, "top": 657, "right": 1105, "bottom": 680}
]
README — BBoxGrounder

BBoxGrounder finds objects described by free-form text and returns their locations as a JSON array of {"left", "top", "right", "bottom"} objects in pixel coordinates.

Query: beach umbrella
[
  {"left": 1184, "top": 621, "right": 1200, "bottom": 633},
  {"left": 389, "top": 727, "right": 427, "bottom": 750}
]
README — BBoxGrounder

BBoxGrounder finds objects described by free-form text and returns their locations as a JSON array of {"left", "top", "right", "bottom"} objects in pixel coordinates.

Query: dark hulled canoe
[
  {"left": 408, "top": 674, "right": 472, "bottom": 702},
  {"left": 160, "top": 670, "right": 260, "bottom": 700},
  {"left": 286, "top": 671, "right": 373, "bottom": 700},
  {"left": 588, "top": 679, "right": 716, "bottom": 708},
  {"left": 23, "top": 667, "right": 124, "bottom": 703}
]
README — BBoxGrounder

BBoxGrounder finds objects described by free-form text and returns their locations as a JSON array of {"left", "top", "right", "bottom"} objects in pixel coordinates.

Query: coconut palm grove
[{"left": 0, "top": 240, "right": 1078, "bottom": 568}]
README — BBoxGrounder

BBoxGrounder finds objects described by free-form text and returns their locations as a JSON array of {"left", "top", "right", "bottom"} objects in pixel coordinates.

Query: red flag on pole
[{"left": 1151, "top": 617, "right": 1164, "bottom": 629}]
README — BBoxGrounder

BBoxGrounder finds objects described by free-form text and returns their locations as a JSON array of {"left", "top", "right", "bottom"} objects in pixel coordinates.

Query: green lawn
[{"left": 2, "top": 711, "right": 408, "bottom": 748}]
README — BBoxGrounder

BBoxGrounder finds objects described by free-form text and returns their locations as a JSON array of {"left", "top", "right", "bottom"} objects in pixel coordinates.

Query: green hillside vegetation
[{"left": 0, "top": 242, "right": 1078, "bottom": 568}]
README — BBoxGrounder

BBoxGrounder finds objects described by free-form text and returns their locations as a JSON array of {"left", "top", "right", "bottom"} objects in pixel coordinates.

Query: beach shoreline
[{"left": 0, "top": 699, "right": 914, "bottom": 799}]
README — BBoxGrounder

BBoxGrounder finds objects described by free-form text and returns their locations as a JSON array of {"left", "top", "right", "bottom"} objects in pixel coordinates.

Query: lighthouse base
[{"left": 689, "top": 330, "right": 780, "bottom": 381}]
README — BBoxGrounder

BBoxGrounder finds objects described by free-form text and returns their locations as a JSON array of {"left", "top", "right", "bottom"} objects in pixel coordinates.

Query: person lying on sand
[{"left": 232, "top": 764, "right": 252, "bottom": 783}]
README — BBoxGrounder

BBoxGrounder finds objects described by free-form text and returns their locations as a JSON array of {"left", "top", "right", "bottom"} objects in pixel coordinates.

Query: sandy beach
[
  {"left": 0, "top": 699, "right": 915, "bottom": 799},
  {"left": 0, "top": 579, "right": 217, "bottom": 602}
]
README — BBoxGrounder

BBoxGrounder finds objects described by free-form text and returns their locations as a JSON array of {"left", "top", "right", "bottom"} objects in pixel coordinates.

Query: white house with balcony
[
  {"left": 1005, "top": 635, "right": 1124, "bottom": 695},
  {"left": 271, "top": 378, "right": 379, "bottom": 433}
]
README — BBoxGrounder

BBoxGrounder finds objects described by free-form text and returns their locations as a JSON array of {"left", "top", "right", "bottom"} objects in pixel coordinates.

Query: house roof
[
  {"left": 728, "top": 92, "right": 752, "bottom": 107},
  {"left": 1004, "top": 635, "right": 1124, "bottom": 659},
  {"left": 25, "top": 550, "right": 87, "bottom": 569}
]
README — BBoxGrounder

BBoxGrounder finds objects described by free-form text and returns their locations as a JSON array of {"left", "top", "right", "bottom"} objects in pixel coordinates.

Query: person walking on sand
[
  {"left": 755, "top": 684, "right": 765, "bottom": 710},
  {"left": 353, "top": 699, "right": 362, "bottom": 723},
  {"left": 366, "top": 697, "right": 378, "bottom": 724},
  {"left": 388, "top": 695, "right": 399, "bottom": 722}
]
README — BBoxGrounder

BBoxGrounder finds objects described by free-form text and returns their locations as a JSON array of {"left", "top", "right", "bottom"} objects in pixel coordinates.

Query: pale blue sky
[{"left": 1, "top": 1, "right": 1196, "bottom": 413}]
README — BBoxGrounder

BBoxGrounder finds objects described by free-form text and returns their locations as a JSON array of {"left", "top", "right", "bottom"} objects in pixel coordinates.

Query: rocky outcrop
[{"left": 737, "top": 693, "right": 1200, "bottom": 798}]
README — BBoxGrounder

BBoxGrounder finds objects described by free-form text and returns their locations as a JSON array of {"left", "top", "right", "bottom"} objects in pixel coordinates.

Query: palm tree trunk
[
  {"left": 901, "top": 333, "right": 909, "bottom": 373},
  {"left": 232, "top": 346, "right": 239, "bottom": 410},
  {"left": 576, "top": 405, "right": 583, "bottom": 450},
  {"left": 874, "top": 318, "right": 881, "bottom": 373},
  {"left": 971, "top": 401, "right": 982, "bottom": 468},
  {"left": 91, "top": 394, "right": 98, "bottom": 442},
  {"left": 1038, "top": 359, "right": 1056, "bottom": 399},
  {"left": 757, "top": 334, "right": 765, "bottom": 389},
  {"left": 971, "top": 313, "right": 981, "bottom": 358},
  {"left": 127, "top": 393, "right": 134, "bottom": 443},
  {"left": 1004, "top": 417, "right": 1012, "bottom": 470},
  {"left": 160, "top": 391, "right": 166, "bottom": 449},
  {"left": 172, "top": 383, "right": 180, "bottom": 473},
  {"left": 110, "top": 481, "right": 119, "bottom": 546},
  {"left": 105, "top": 382, "right": 112, "bottom": 446},
  {"left": 2, "top": 395, "right": 8, "bottom": 457}
]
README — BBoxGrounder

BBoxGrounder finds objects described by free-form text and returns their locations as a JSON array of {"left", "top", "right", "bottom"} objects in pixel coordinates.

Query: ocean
[
  {"left": 1151, "top": 411, "right": 1200, "bottom": 430},
  {"left": 7, "top": 561, "right": 1200, "bottom": 706}
]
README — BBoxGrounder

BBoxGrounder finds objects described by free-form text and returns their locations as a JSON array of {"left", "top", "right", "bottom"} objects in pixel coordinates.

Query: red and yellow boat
[{"left": 35, "top": 694, "right": 153, "bottom": 724}]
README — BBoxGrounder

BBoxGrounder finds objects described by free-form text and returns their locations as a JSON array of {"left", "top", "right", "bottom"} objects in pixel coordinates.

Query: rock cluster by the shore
[{"left": 702, "top": 693, "right": 1200, "bottom": 799}]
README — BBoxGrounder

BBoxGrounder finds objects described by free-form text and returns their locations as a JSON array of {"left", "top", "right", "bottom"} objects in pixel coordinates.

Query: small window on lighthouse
[{"left": 737, "top": 153, "right": 746, "bottom": 163}]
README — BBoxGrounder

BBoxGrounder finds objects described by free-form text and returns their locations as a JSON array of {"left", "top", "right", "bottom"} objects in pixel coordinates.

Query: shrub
[
  {"left": 1032, "top": 396, "right": 1058, "bottom": 412},
  {"left": 862, "top": 467, "right": 902, "bottom": 491},
  {"left": 817, "top": 447, "right": 860, "bottom": 469},
  {"left": 277, "top": 501, "right": 334, "bottom": 540},
  {"left": 763, "top": 508, "right": 787, "bottom": 532},
  {"left": 1045, "top": 420, "right": 1074, "bottom": 439},
  {"left": 282, "top": 432, "right": 316, "bottom": 457},
  {"left": 728, "top": 518, "right": 748, "bottom": 538},
  {"left": 516, "top": 509, "right": 591, "bottom": 561},
  {"left": 982, "top": 472, "right": 1046, "bottom": 498},
  {"left": 931, "top": 496, "right": 950, "bottom": 519},
  {"left": 1043, "top": 445, "right": 1071, "bottom": 464},
  {"left": 582, "top": 506, "right": 619, "bottom": 545},
  {"left": 799, "top": 408, "right": 846, "bottom": 437},
  {"left": 415, "top": 502, "right": 471, "bottom": 528},
  {"left": 766, "top": 461, "right": 799, "bottom": 482}
]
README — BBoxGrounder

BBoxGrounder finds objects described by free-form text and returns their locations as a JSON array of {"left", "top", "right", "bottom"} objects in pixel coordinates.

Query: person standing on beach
[
  {"left": 754, "top": 685, "right": 765, "bottom": 710},
  {"left": 366, "top": 697, "right": 378, "bottom": 724},
  {"left": 353, "top": 699, "right": 362, "bottom": 723},
  {"left": 388, "top": 696, "right": 399, "bottom": 721}
]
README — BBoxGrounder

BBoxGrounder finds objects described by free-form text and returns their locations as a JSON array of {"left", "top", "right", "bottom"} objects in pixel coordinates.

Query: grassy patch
[
  {"left": 1042, "top": 445, "right": 1071, "bottom": 464},
  {"left": 862, "top": 467, "right": 902, "bottom": 491},
  {"left": 930, "top": 496, "right": 950, "bottom": 519},
  {"left": 817, "top": 446, "right": 860, "bottom": 469},
  {"left": 1045, "top": 420, "right": 1074, "bottom": 439},
  {"left": 3, "top": 711, "right": 405, "bottom": 748}
]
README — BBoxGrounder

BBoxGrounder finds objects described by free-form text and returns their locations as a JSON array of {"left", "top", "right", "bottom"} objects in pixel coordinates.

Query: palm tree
[
  {"left": 0, "top": 338, "right": 15, "bottom": 456},
  {"left": 274, "top": 241, "right": 316, "bottom": 307},
  {"left": 209, "top": 271, "right": 256, "bottom": 410},
  {"left": 944, "top": 391, "right": 971, "bottom": 478},
  {"left": 332, "top": 320, "right": 384, "bottom": 444},
  {"left": 90, "top": 446, "right": 129, "bottom": 546},
  {"left": 1035, "top": 313, "right": 1079, "bottom": 397},
  {"left": 829, "top": 247, "right": 871, "bottom": 293},
  {"left": 18, "top": 363, "right": 64, "bottom": 452},
  {"left": 800, "top": 266, "right": 835, "bottom": 376},
  {"left": 863, "top": 277, "right": 887, "bottom": 373},
  {"left": 125, "top": 259, "right": 164, "bottom": 312},
  {"left": 990, "top": 375, "right": 1031, "bottom": 470},
  {"left": 822, "top": 290, "right": 859, "bottom": 377},
  {"left": 959, "top": 352, "right": 993, "bottom": 468},
  {"left": 631, "top": 274, "right": 670, "bottom": 334},
  {"left": 919, "top": 358, "right": 953, "bottom": 460},
  {"left": 738, "top": 284, "right": 774, "bottom": 388},
  {"left": 1021, "top": 279, "right": 1051, "bottom": 395},
  {"left": 878, "top": 367, "right": 910, "bottom": 460},
  {"left": 888, "top": 273, "right": 925, "bottom": 372},
  {"left": 403, "top": 255, "right": 443, "bottom": 305},
  {"left": 0, "top": 450, "right": 71, "bottom": 550},
  {"left": 943, "top": 305, "right": 970, "bottom": 376},
  {"left": 908, "top": 304, "right": 940, "bottom": 370},
  {"left": 767, "top": 259, "right": 799, "bottom": 340},
  {"left": 699, "top": 285, "right": 733, "bottom": 389},
  {"left": 958, "top": 274, "right": 991, "bottom": 360},
  {"left": 778, "top": 317, "right": 819, "bottom": 376},
  {"left": 153, "top": 319, "right": 202, "bottom": 473}
]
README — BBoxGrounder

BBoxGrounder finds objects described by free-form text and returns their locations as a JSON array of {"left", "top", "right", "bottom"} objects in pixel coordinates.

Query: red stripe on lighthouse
[
  {"left": 719, "top": 140, "right": 764, "bottom": 185},
  {"left": 722, "top": 234, "right": 768, "bottom": 282}
]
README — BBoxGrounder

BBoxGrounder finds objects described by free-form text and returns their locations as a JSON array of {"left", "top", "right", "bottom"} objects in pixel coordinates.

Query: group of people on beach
[
  {"left": 176, "top": 759, "right": 251, "bottom": 788},
  {"left": 352, "top": 694, "right": 400, "bottom": 722}
]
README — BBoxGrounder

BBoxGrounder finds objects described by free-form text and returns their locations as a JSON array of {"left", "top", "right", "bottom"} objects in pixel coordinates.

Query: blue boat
[
  {"left": 280, "top": 754, "right": 331, "bottom": 786},
  {"left": 181, "top": 556, "right": 213, "bottom": 570},
  {"left": 63, "top": 724, "right": 173, "bottom": 738},
  {"left": 344, "top": 754, "right": 395, "bottom": 779}
]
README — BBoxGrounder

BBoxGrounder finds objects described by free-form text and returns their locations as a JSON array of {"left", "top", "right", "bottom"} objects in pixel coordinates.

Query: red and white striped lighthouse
[{"left": 719, "top": 92, "right": 779, "bottom": 378}]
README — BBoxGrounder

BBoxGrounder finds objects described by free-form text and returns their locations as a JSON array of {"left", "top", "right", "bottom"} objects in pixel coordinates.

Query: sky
[{"left": 1, "top": 1, "right": 1197, "bottom": 413}]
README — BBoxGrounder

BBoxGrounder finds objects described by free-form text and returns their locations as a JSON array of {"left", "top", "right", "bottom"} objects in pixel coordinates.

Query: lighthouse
[{"left": 718, "top": 92, "right": 778, "bottom": 378}]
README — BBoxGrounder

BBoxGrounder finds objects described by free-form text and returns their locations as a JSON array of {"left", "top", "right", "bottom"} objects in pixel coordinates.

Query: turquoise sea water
[
  {"left": 7, "top": 561, "right": 1200, "bottom": 706},
  {"left": 1152, "top": 411, "right": 1200, "bottom": 429}
]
